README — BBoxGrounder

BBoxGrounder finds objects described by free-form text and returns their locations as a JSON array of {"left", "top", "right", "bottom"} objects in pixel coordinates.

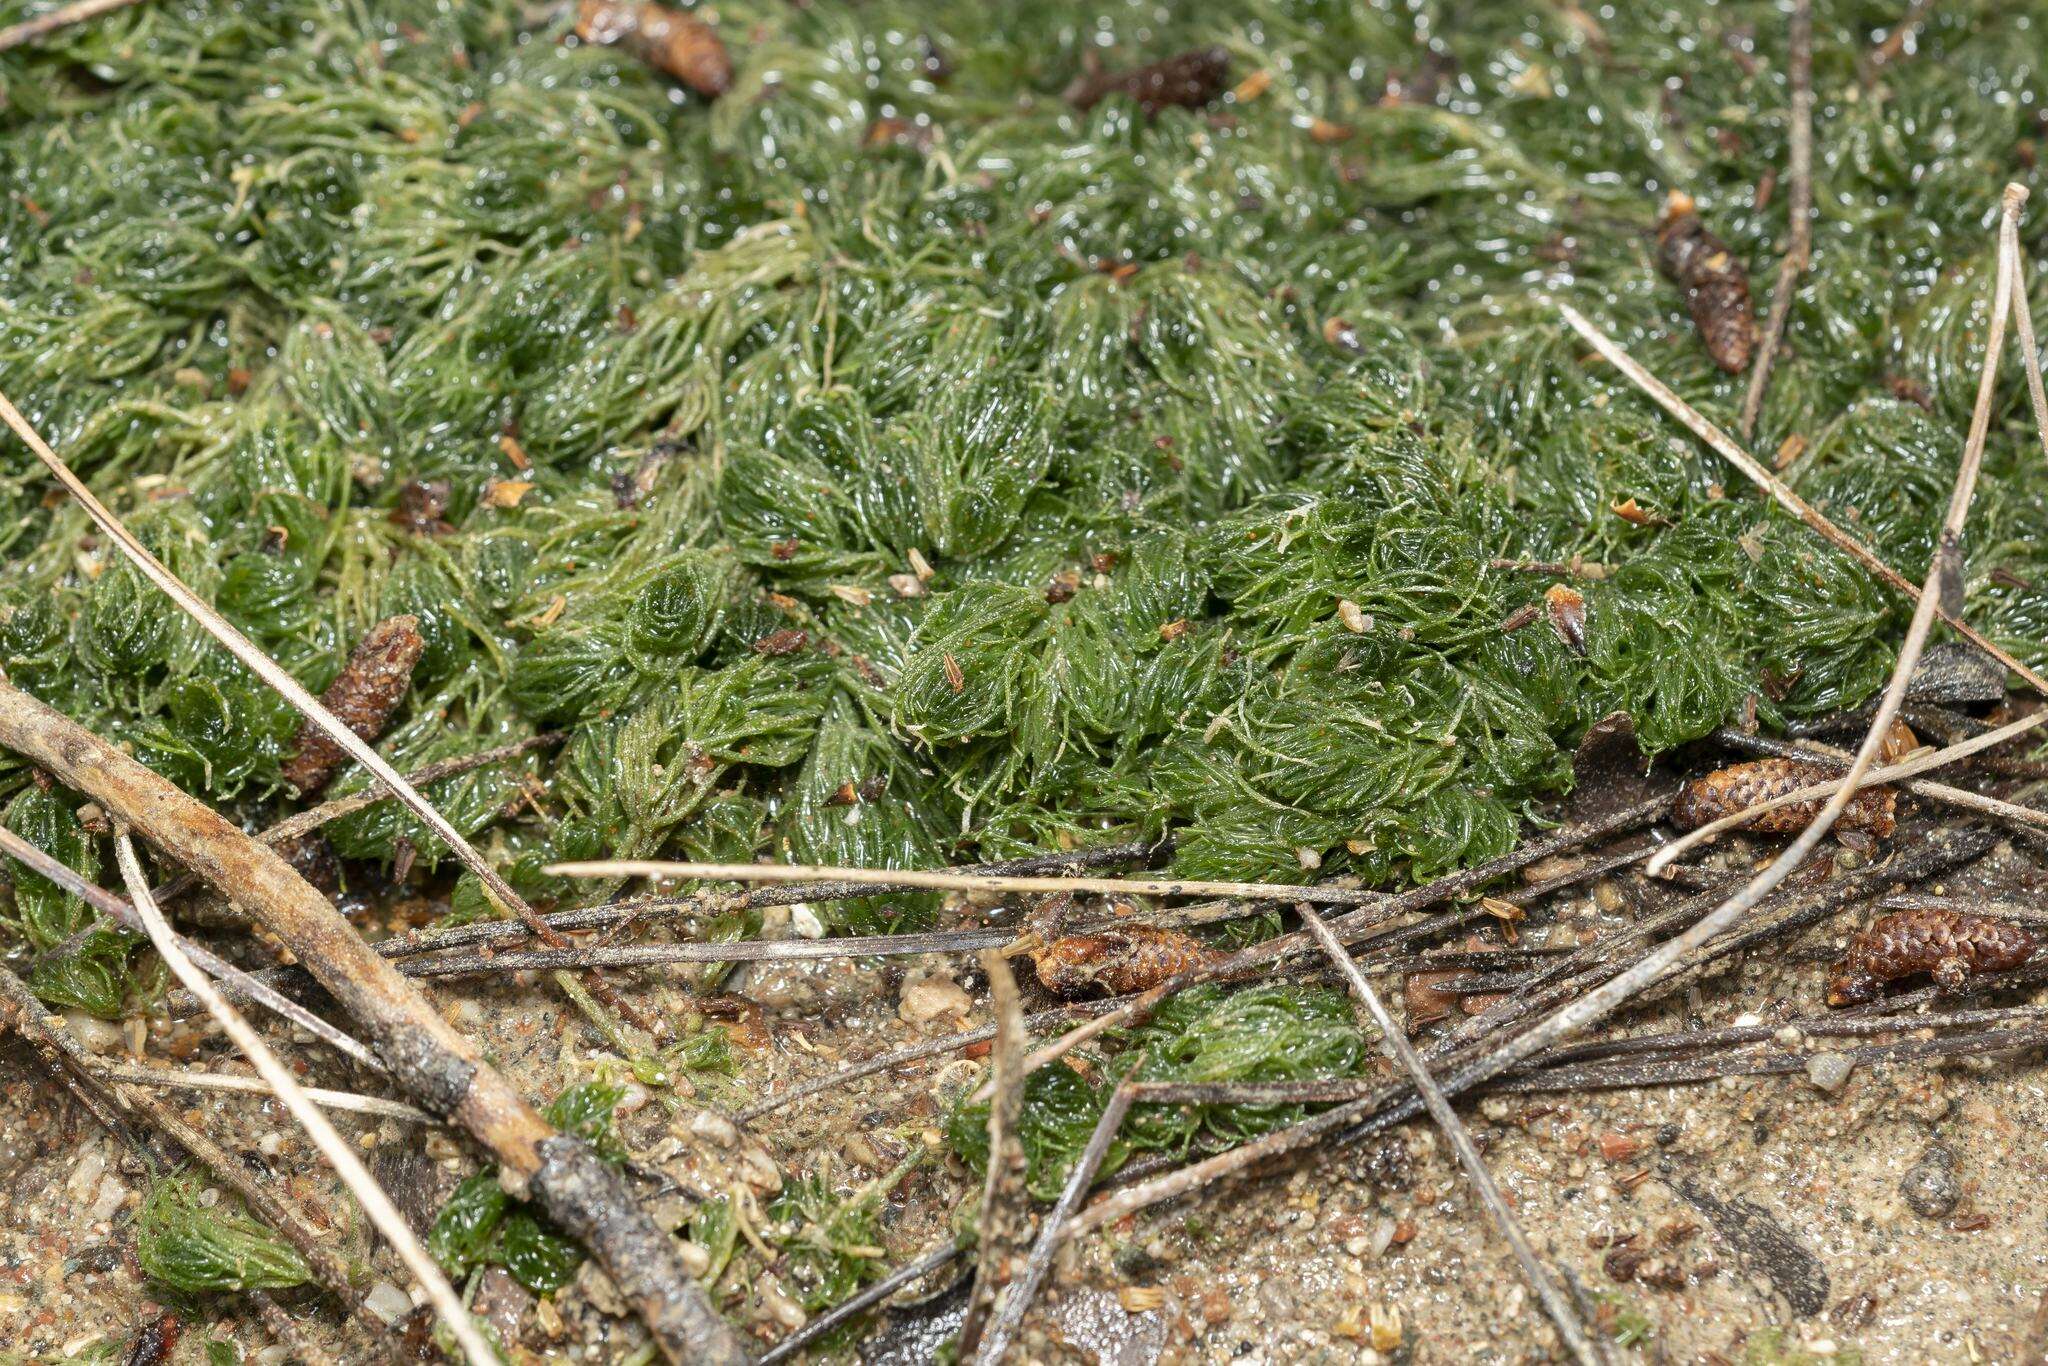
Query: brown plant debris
[
  {"left": 1029, "top": 922, "right": 1224, "bottom": 998},
  {"left": 1064, "top": 46, "right": 1231, "bottom": 115},
  {"left": 1826, "top": 908, "right": 2038, "bottom": 1006},
  {"left": 281, "top": 615, "right": 427, "bottom": 794},
  {"left": 1655, "top": 190, "right": 1756, "bottom": 372},
  {"left": 1670, "top": 721, "right": 1916, "bottom": 839},
  {"left": 575, "top": 0, "right": 733, "bottom": 98}
]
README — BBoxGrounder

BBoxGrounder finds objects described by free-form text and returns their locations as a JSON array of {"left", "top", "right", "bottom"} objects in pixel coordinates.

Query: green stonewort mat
[{"left": 1, "top": 0, "right": 2045, "bottom": 1356}]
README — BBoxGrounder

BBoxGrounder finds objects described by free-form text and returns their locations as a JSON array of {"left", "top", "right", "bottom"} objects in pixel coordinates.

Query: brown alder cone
[
  {"left": 1669, "top": 721, "right": 1917, "bottom": 838},
  {"left": 1826, "top": 908, "right": 2037, "bottom": 1006},
  {"left": 576, "top": 0, "right": 731, "bottom": 99},
  {"left": 1030, "top": 923, "right": 1222, "bottom": 998},
  {"left": 1064, "top": 47, "right": 1231, "bottom": 116},
  {"left": 281, "top": 615, "right": 426, "bottom": 794},
  {"left": 1655, "top": 190, "right": 1755, "bottom": 373}
]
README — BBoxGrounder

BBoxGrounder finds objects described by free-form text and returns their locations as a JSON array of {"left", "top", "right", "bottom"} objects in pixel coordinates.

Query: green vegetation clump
[
  {"left": 135, "top": 1172, "right": 310, "bottom": 1294},
  {"left": 947, "top": 982, "right": 1374, "bottom": 1197},
  {"left": 2, "top": 0, "right": 2043, "bottom": 965},
  {"left": 426, "top": 1081, "right": 625, "bottom": 1294}
]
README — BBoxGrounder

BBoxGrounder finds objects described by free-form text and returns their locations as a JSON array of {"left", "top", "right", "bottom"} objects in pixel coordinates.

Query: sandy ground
[{"left": 3, "top": 823, "right": 2046, "bottom": 1364}]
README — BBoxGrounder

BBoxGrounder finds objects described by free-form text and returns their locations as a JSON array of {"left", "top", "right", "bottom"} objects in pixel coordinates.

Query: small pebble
[
  {"left": 1900, "top": 1144, "right": 1961, "bottom": 1219},
  {"left": 789, "top": 903, "right": 825, "bottom": 939},
  {"left": 1805, "top": 1052, "right": 1854, "bottom": 1092},
  {"left": 688, "top": 1110, "right": 738, "bottom": 1148},
  {"left": 364, "top": 1281, "right": 414, "bottom": 1326}
]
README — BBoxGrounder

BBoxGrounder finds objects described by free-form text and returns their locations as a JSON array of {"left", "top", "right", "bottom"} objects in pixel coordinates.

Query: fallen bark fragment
[
  {"left": 0, "top": 679, "right": 745, "bottom": 1366},
  {"left": 576, "top": 0, "right": 732, "bottom": 98},
  {"left": 1064, "top": 47, "right": 1231, "bottom": 115},
  {"left": 282, "top": 615, "right": 426, "bottom": 794}
]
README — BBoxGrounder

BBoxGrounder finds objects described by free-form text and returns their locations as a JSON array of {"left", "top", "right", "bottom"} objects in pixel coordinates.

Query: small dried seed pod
[
  {"left": 1544, "top": 584, "right": 1587, "bottom": 654},
  {"left": 1668, "top": 757, "right": 1897, "bottom": 839},
  {"left": 576, "top": 0, "right": 732, "bottom": 98},
  {"left": 1825, "top": 908, "right": 2037, "bottom": 1007},
  {"left": 1655, "top": 191, "right": 1755, "bottom": 373},
  {"left": 1030, "top": 924, "right": 1221, "bottom": 998},
  {"left": 1064, "top": 47, "right": 1231, "bottom": 116},
  {"left": 281, "top": 615, "right": 427, "bottom": 794}
]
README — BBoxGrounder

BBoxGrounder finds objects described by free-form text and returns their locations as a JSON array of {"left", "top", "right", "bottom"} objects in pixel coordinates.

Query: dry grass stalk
[
  {"left": 1738, "top": 0, "right": 1814, "bottom": 437},
  {"left": 545, "top": 857, "right": 1388, "bottom": 907},
  {"left": 83, "top": 1061, "right": 433, "bottom": 1122},
  {"left": 112, "top": 831, "right": 497, "bottom": 1364},
  {"left": 0, "top": 678, "right": 744, "bottom": 1363},
  {"left": 957, "top": 951, "right": 1034, "bottom": 1358},
  {"left": 1299, "top": 908, "right": 1607, "bottom": 1366},
  {"left": 0, "top": 0, "right": 147, "bottom": 51}
]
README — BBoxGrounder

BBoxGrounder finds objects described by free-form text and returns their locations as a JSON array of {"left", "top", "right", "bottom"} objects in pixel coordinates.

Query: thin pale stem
[
  {"left": 1738, "top": 0, "right": 1814, "bottom": 438},
  {"left": 545, "top": 858, "right": 1387, "bottom": 907},
  {"left": 0, "top": 0, "right": 147, "bottom": 51},
  {"left": 83, "top": 1061, "right": 434, "bottom": 1122}
]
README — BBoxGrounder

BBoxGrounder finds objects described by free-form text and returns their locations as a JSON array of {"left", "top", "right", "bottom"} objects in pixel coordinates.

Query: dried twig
[
  {"left": 113, "top": 831, "right": 497, "bottom": 1365},
  {"left": 546, "top": 858, "right": 1389, "bottom": 907},
  {"left": 0, "top": 823, "right": 380, "bottom": 1069},
  {"left": 0, "top": 0, "right": 148, "bottom": 51},
  {"left": 400, "top": 925, "right": 1014, "bottom": 977},
  {"left": 974, "top": 1076, "right": 1139, "bottom": 1364},
  {"left": 1300, "top": 909, "right": 1606, "bottom": 1366},
  {"left": 0, "top": 390, "right": 653, "bottom": 1037},
  {"left": 1880, "top": 891, "right": 2048, "bottom": 929},
  {"left": 373, "top": 839, "right": 1161, "bottom": 961},
  {"left": 1738, "top": 0, "right": 1813, "bottom": 437},
  {"left": 0, "top": 679, "right": 743, "bottom": 1364},
  {"left": 1552, "top": 302, "right": 2048, "bottom": 697},
  {"left": 83, "top": 1061, "right": 434, "bottom": 1122},
  {"left": 956, "top": 951, "right": 1032, "bottom": 1357}
]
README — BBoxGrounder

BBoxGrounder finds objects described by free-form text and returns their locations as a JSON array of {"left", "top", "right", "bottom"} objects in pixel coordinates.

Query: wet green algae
[{"left": 2, "top": 0, "right": 2047, "bottom": 1337}]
